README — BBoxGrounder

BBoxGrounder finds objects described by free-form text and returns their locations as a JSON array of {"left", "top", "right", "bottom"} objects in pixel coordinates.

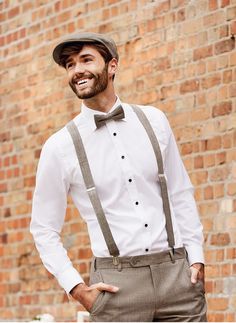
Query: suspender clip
[
  {"left": 169, "top": 248, "right": 175, "bottom": 264},
  {"left": 113, "top": 256, "right": 122, "bottom": 271},
  {"left": 113, "top": 256, "right": 119, "bottom": 266}
]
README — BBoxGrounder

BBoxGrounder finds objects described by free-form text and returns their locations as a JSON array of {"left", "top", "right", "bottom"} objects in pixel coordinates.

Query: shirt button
[
  {"left": 128, "top": 179, "right": 132, "bottom": 182},
  {"left": 113, "top": 132, "right": 117, "bottom": 136},
  {"left": 145, "top": 248, "right": 149, "bottom": 252},
  {"left": 135, "top": 201, "right": 139, "bottom": 205},
  {"left": 121, "top": 156, "right": 125, "bottom": 159},
  {"left": 145, "top": 224, "right": 148, "bottom": 227}
]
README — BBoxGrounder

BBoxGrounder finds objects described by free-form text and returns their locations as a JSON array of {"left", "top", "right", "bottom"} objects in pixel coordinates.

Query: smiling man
[{"left": 30, "top": 32, "right": 207, "bottom": 322}]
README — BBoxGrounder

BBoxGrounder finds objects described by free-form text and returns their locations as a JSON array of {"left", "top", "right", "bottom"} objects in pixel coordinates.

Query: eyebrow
[
  {"left": 79, "top": 53, "right": 95, "bottom": 59},
  {"left": 65, "top": 53, "right": 95, "bottom": 66}
]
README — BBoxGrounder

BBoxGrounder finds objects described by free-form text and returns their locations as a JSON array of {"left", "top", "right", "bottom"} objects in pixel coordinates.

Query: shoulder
[
  {"left": 125, "top": 103, "right": 167, "bottom": 121},
  {"left": 42, "top": 126, "right": 70, "bottom": 154},
  {"left": 40, "top": 121, "right": 77, "bottom": 165},
  {"left": 127, "top": 103, "right": 170, "bottom": 132}
]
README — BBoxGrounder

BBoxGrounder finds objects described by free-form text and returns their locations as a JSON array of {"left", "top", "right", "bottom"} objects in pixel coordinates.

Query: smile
[{"left": 77, "top": 79, "right": 88, "bottom": 85}]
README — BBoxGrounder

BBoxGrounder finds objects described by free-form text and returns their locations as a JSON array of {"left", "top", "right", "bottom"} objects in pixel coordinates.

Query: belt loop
[{"left": 169, "top": 248, "right": 175, "bottom": 264}]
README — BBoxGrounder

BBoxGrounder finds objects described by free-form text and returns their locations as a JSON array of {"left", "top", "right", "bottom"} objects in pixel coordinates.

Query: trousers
[{"left": 88, "top": 248, "right": 207, "bottom": 322}]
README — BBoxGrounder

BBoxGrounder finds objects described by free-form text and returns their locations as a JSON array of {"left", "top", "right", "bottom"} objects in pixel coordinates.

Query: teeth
[{"left": 77, "top": 79, "right": 88, "bottom": 85}]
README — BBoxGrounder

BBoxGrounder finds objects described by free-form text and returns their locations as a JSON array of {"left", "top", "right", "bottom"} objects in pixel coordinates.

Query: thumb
[{"left": 190, "top": 266, "right": 199, "bottom": 284}]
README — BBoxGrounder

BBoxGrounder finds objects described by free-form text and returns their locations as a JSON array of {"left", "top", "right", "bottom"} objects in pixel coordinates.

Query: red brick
[
  {"left": 219, "top": 24, "right": 229, "bottom": 38},
  {"left": 180, "top": 79, "right": 200, "bottom": 93},
  {"left": 221, "top": 0, "right": 230, "bottom": 7},
  {"left": 206, "top": 136, "right": 222, "bottom": 150},
  {"left": 201, "top": 73, "right": 221, "bottom": 89},
  {"left": 7, "top": 7, "right": 19, "bottom": 19},
  {"left": 227, "top": 183, "right": 236, "bottom": 195},
  {"left": 194, "top": 156, "right": 204, "bottom": 169},
  {"left": 209, "top": 0, "right": 218, "bottom": 10},
  {"left": 211, "top": 233, "right": 231, "bottom": 246},
  {"left": 212, "top": 101, "right": 232, "bottom": 117},
  {"left": 215, "top": 38, "right": 235, "bottom": 55},
  {"left": 203, "top": 155, "right": 215, "bottom": 168},
  {"left": 204, "top": 185, "right": 213, "bottom": 199},
  {"left": 227, "top": 6, "right": 236, "bottom": 20},
  {"left": 231, "top": 21, "right": 236, "bottom": 34},
  {"left": 209, "top": 166, "right": 229, "bottom": 181},
  {"left": 229, "top": 83, "right": 236, "bottom": 97},
  {"left": 223, "top": 70, "right": 232, "bottom": 83},
  {"left": 208, "top": 297, "right": 229, "bottom": 310},
  {"left": 177, "top": 8, "right": 185, "bottom": 22},
  {"left": 193, "top": 45, "right": 213, "bottom": 61}
]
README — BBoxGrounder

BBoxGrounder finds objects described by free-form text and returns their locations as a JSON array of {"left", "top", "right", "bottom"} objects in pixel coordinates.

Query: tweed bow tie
[{"left": 94, "top": 105, "right": 125, "bottom": 129}]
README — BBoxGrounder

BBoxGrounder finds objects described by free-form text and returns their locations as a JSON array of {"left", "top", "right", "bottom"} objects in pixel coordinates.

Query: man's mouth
[
  {"left": 73, "top": 77, "right": 93, "bottom": 90},
  {"left": 77, "top": 79, "right": 89, "bottom": 86}
]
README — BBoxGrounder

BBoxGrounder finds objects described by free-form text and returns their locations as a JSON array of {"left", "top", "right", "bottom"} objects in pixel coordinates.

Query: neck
[{"left": 82, "top": 84, "right": 117, "bottom": 113}]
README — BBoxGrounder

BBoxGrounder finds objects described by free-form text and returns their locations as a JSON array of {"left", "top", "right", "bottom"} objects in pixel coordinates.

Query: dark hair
[{"left": 59, "top": 41, "right": 113, "bottom": 68}]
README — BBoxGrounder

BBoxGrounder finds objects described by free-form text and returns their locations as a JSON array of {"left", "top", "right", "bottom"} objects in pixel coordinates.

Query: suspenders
[{"left": 66, "top": 105, "right": 175, "bottom": 260}]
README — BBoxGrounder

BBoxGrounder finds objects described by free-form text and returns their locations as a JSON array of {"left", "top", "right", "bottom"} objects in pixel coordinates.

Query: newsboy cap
[{"left": 52, "top": 32, "right": 119, "bottom": 65}]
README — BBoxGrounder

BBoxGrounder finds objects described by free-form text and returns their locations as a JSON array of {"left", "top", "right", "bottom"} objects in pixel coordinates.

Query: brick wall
[{"left": 0, "top": 0, "right": 235, "bottom": 321}]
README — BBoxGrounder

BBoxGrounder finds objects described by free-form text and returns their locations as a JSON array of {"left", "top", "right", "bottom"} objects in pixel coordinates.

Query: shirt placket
[{"left": 106, "top": 120, "right": 152, "bottom": 254}]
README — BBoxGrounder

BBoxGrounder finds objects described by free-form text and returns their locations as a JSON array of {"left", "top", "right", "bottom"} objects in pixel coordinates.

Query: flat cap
[{"left": 52, "top": 32, "right": 119, "bottom": 65}]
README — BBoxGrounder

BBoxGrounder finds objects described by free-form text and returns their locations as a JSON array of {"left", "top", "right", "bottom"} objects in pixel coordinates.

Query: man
[{"left": 30, "top": 32, "right": 207, "bottom": 322}]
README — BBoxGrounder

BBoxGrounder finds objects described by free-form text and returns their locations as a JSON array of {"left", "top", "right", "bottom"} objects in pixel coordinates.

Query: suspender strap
[
  {"left": 66, "top": 121, "right": 120, "bottom": 258},
  {"left": 131, "top": 105, "right": 175, "bottom": 249}
]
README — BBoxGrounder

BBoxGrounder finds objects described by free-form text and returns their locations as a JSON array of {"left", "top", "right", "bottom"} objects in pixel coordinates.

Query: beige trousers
[{"left": 89, "top": 248, "right": 207, "bottom": 322}]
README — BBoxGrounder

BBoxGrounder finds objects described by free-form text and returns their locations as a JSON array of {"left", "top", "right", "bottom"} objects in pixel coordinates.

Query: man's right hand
[{"left": 70, "top": 282, "right": 119, "bottom": 312}]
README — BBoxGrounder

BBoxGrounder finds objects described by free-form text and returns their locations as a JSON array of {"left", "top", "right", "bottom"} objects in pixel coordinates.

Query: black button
[
  {"left": 113, "top": 132, "right": 117, "bottom": 136},
  {"left": 121, "top": 156, "right": 125, "bottom": 159},
  {"left": 135, "top": 201, "right": 139, "bottom": 205},
  {"left": 128, "top": 179, "right": 132, "bottom": 182},
  {"left": 145, "top": 224, "right": 148, "bottom": 227},
  {"left": 145, "top": 248, "right": 149, "bottom": 252}
]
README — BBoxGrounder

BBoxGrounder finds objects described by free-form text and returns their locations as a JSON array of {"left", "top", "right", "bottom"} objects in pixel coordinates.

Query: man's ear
[{"left": 108, "top": 58, "right": 118, "bottom": 78}]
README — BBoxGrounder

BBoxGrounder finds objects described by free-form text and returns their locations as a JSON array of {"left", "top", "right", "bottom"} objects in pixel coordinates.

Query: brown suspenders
[{"left": 66, "top": 105, "right": 175, "bottom": 261}]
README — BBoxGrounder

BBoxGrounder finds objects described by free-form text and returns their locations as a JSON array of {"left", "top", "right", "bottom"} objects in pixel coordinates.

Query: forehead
[{"left": 67, "top": 44, "right": 103, "bottom": 60}]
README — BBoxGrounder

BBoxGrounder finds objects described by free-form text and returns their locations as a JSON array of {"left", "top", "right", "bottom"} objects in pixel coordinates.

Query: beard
[{"left": 69, "top": 64, "right": 109, "bottom": 99}]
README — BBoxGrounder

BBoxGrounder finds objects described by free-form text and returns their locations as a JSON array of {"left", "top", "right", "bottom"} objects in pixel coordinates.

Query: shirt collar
[{"left": 80, "top": 96, "right": 127, "bottom": 131}]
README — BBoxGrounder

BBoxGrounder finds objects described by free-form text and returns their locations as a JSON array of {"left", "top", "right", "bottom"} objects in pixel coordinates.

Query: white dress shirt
[{"left": 30, "top": 97, "right": 204, "bottom": 294}]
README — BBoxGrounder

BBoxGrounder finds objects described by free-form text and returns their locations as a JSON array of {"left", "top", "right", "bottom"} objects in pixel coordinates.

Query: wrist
[
  {"left": 70, "top": 283, "right": 87, "bottom": 300},
  {"left": 191, "top": 263, "right": 204, "bottom": 270}
]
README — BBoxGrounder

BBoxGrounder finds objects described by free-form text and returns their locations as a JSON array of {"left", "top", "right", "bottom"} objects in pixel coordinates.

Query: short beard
[{"left": 69, "top": 64, "right": 109, "bottom": 99}]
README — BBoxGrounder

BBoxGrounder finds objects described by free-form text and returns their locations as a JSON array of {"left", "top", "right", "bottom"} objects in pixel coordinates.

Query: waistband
[{"left": 93, "top": 247, "right": 187, "bottom": 270}]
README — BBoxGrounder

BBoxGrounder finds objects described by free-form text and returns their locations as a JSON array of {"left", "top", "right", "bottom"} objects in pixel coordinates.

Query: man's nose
[{"left": 74, "top": 62, "right": 85, "bottom": 74}]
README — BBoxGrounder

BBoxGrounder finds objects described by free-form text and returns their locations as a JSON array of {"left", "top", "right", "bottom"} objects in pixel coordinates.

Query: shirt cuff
[
  {"left": 57, "top": 266, "right": 84, "bottom": 295},
  {"left": 185, "top": 245, "right": 205, "bottom": 266}
]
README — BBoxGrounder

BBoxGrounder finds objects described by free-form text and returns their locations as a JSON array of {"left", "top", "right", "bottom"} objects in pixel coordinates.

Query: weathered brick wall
[{"left": 0, "top": 0, "right": 235, "bottom": 321}]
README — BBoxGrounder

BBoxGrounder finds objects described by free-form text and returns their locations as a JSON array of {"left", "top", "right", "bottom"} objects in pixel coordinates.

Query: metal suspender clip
[
  {"left": 113, "top": 256, "right": 122, "bottom": 271},
  {"left": 113, "top": 257, "right": 119, "bottom": 265},
  {"left": 169, "top": 247, "right": 175, "bottom": 264}
]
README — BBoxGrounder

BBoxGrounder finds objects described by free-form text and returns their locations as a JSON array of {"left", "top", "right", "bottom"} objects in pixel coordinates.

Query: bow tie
[{"left": 94, "top": 105, "right": 125, "bottom": 129}]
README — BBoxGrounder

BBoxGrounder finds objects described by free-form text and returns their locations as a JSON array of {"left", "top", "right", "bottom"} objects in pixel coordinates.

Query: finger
[
  {"left": 89, "top": 282, "right": 119, "bottom": 293},
  {"left": 190, "top": 266, "right": 199, "bottom": 284}
]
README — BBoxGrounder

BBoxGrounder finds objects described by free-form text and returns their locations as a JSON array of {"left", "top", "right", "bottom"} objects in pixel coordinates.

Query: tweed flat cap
[{"left": 52, "top": 32, "right": 119, "bottom": 64}]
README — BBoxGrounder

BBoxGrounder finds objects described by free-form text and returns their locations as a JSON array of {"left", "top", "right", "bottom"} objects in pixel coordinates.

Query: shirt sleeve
[
  {"left": 30, "top": 137, "right": 84, "bottom": 294},
  {"left": 163, "top": 114, "right": 205, "bottom": 266}
]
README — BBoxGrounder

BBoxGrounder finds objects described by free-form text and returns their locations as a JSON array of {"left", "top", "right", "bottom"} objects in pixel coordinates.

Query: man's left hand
[{"left": 190, "top": 263, "right": 205, "bottom": 284}]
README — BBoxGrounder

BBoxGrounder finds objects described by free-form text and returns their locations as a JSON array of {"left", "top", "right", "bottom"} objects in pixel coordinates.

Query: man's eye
[
  {"left": 84, "top": 58, "right": 93, "bottom": 63},
  {"left": 66, "top": 62, "right": 74, "bottom": 69}
]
